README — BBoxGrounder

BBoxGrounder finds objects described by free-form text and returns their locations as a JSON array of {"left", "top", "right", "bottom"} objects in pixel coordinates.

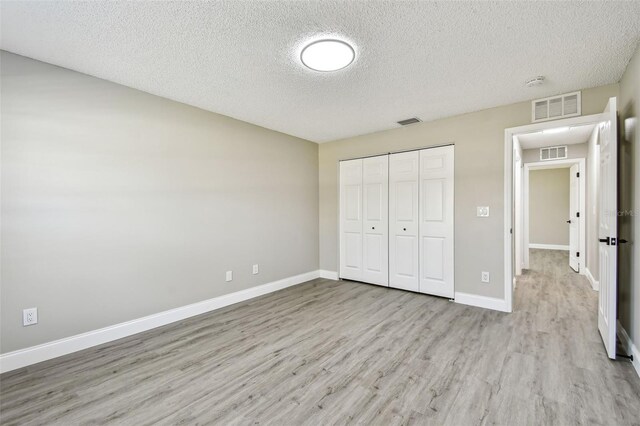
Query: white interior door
[
  {"left": 598, "top": 97, "right": 618, "bottom": 360},
  {"left": 389, "top": 151, "right": 419, "bottom": 292},
  {"left": 569, "top": 164, "right": 580, "bottom": 272},
  {"left": 339, "top": 159, "right": 363, "bottom": 281},
  {"left": 419, "top": 146, "right": 455, "bottom": 298},
  {"left": 362, "top": 156, "right": 389, "bottom": 286}
]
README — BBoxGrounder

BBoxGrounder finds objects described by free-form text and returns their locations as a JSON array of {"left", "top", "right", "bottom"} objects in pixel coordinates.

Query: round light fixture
[{"left": 300, "top": 39, "right": 355, "bottom": 72}]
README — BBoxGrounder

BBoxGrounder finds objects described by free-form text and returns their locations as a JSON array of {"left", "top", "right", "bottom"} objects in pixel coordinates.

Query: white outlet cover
[
  {"left": 252, "top": 264, "right": 259, "bottom": 275},
  {"left": 481, "top": 272, "right": 490, "bottom": 283},
  {"left": 23, "top": 307, "right": 38, "bottom": 326},
  {"left": 477, "top": 206, "right": 490, "bottom": 217},
  {"left": 225, "top": 271, "right": 233, "bottom": 282}
]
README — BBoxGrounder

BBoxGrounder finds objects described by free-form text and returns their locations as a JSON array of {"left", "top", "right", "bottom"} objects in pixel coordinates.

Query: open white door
[
  {"left": 569, "top": 164, "right": 580, "bottom": 272},
  {"left": 598, "top": 97, "right": 618, "bottom": 360}
]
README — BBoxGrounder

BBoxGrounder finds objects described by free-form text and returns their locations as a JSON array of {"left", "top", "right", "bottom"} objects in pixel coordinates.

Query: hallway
[{"left": 511, "top": 249, "right": 639, "bottom": 424}]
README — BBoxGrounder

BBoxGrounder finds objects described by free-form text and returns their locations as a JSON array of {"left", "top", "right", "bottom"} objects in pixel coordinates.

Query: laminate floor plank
[{"left": 1, "top": 250, "right": 639, "bottom": 425}]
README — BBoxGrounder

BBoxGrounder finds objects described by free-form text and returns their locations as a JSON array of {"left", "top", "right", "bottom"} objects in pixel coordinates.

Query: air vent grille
[
  {"left": 540, "top": 145, "right": 568, "bottom": 161},
  {"left": 532, "top": 91, "right": 581, "bottom": 123},
  {"left": 397, "top": 117, "right": 422, "bottom": 126}
]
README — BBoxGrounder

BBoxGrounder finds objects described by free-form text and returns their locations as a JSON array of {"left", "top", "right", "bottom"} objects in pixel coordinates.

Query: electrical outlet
[
  {"left": 23, "top": 308, "right": 38, "bottom": 326},
  {"left": 481, "top": 272, "right": 490, "bottom": 283},
  {"left": 252, "top": 264, "right": 259, "bottom": 275},
  {"left": 477, "top": 206, "right": 490, "bottom": 217},
  {"left": 225, "top": 271, "right": 233, "bottom": 282}
]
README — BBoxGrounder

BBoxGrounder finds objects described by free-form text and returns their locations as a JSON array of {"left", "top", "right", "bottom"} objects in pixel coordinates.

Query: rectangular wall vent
[
  {"left": 531, "top": 91, "right": 581, "bottom": 123},
  {"left": 397, "top": 117, "right": 422, "bottom": 126},
  {"left": 540, "top": 145, "right": 568, "bottom": 161}
]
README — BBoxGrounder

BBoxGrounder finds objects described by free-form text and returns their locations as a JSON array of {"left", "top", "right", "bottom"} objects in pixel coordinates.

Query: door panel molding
[
  {"left": 389, "top": 151, "right": 420, "bottom": 291},
  {"left": 362, "top": 156, "right": 389, "bottom": 286},
  {"left": 419, "top": 146, "right": 455, "bottom": 298},
  {"left": 339, "top": 159, "right": 363, "bottom": 281}
]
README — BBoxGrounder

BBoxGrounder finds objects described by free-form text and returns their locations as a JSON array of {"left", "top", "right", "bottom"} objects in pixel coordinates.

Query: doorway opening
[
  {"left": 504, "top": 97, "right": 619, "bottom": 359},
  {"left": 521, "top": 158, "right": 587, "bottom": 275}
]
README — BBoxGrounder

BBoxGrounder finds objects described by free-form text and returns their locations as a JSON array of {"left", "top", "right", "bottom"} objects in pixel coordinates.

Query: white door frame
[
  {"left": 514, "top": 139, "right": 523, "bottom": 277},
  {"left": 522, "top": 158, "right": 586, "bottom": 272},
  {"left": 504, "top": 113, "right": 602, "bottom": 313}
]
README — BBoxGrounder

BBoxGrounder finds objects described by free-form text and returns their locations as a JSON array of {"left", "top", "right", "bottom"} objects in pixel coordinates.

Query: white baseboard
[
  {"left": 0, "top": 270, "right": 320, "bottom": 374},
  {"left": 454, "top": 292, "right": 511, "bottom": 313},
  {"left": 617, "top": 320, "right": 640, "bottom": 378},
  {"left": 585, "top": 268, "right": 599, "bottom": 291},
  {"left": 529, "top": 244, "right": 570, "bottom": 251},
  {"left": 319, "top": 270, "right": 338, "bottom": 280}
]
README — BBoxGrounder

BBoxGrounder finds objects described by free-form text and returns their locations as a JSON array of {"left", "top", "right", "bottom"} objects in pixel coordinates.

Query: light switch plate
[
  {"left": 477, "top": 206, "right": 490, "bottom": 217},
  {"left": 225, "top": 271, "right": 233, "bottom": 282}
]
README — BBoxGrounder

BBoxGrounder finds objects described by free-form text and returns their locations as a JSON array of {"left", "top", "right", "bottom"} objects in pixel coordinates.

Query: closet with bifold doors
[{"left": 339, "top": 145, "right": 454, "bottom": 298}]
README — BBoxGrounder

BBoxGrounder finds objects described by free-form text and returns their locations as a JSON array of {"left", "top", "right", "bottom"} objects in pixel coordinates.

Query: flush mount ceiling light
[
  {"left": 300, "top": 39, "right": 355, "bottom": 72},
  {"left": 525, "top": 76, "right": 546, "bottom": 87}
]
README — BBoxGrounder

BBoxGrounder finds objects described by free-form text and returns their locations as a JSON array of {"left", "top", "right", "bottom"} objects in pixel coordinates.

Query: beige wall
[
  {"left": 0, "top": 52, "right": 319, "bottom": 353},
  {"left": 529, "top": 168, "right": 570, "bottom": 246},
  {"left": 619, "top": 42, "right": 640, "bottom": 349},
  {"left": 319, "top": 84, "right": 618, "bottom": 300}
]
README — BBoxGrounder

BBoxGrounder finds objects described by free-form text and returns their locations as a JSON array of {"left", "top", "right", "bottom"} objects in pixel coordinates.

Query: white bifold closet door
[
  {"left": 339, "top": 159, "right": 363, "bottom": 281},
  {"left": 341, "top": 146, "right": 453, "bottom": 296},
  {"left": 362, "top": 156, "right": 389, "bottom": 285},
  {"left": 339, "top": 156, "right": 389, "bottom": 286},
  {"left": 389, "top": 151, "right": 420, "bottom": 291},
  {"left": 419, "top": 146, "right": 454, "bottom": 298}
]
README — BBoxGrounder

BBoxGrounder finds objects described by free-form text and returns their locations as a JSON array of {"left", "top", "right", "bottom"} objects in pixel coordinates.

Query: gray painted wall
[
  {"left": 529, "top": 168, "right": 570, "bottom": 246},
  {"left": 0, "top": 52, "right": 319, "bottom": 353},
  {"left": 619, "top": 42, "right": 640, "bottom": 350},
  {"left": 319, "top": 84, "right": 618, "bottom": 300}
]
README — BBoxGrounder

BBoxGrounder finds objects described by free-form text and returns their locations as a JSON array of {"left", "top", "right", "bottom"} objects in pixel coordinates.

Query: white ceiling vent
[
  {"left": 540, "top": 145, "right": 568, "bottom": 161},
  {"left": 532, "top": 91, "right": 581, "bottom": 123}
]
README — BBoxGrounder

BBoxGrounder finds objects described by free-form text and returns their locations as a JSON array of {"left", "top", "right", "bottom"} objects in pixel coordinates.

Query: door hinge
[
  {"left": 577, "top": 252, "right": 580, "bottom": 258},
  {"left": 577, "top": 172, "right": 580, "bottom": 178},
  {"left": 576, "top": 212, "right": 580, "bottom": 218}
]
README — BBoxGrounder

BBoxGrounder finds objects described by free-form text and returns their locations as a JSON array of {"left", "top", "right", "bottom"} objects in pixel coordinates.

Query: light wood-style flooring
[{"left": 1, "top": 249, "right": 639, "bottom": 425}]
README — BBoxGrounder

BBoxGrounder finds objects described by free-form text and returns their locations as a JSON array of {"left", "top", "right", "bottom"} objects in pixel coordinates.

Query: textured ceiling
[
  {"left": 2, "top": 1, "right": 639, "bottom": 143},
  {"left": 518, "top": 124, "right": 596, "bottom": 150}
]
